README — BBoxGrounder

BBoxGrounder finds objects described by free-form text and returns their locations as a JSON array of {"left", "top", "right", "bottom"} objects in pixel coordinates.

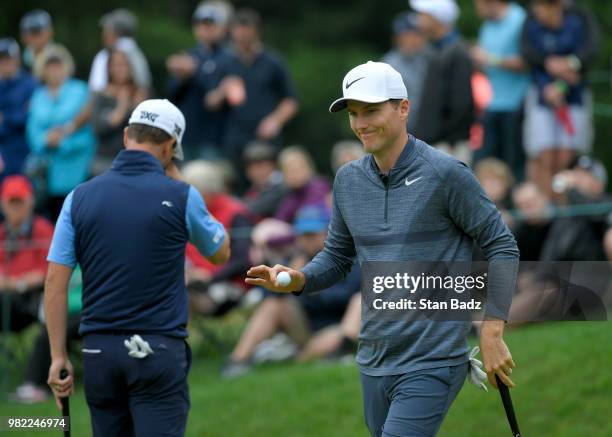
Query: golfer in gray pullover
[{"left": 247, "top": 61, "right": 519, "bottom": 437}]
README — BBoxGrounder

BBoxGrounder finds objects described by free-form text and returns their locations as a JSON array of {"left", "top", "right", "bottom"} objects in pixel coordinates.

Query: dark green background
[{"left": 1, "top": 0, "right": 611, "bottom": 174}]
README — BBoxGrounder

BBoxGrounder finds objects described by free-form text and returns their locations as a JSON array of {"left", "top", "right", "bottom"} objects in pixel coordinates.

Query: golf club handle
[
  {"left": 59, "top": 369, "right": 71, "bottom": 437},
  {"left": 496, "top": 374, "right": 521, "bottom": 437}
]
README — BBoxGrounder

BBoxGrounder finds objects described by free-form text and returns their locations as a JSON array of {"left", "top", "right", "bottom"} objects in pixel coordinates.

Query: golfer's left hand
[
  {"left": 479, "top": 321, "right": 516, "bottom": 390},
  {"left": 48, "top": 357, "right": 74, "bottom": 409}
]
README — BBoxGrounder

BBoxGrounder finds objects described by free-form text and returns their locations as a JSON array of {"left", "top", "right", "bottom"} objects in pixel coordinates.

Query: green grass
[{"left": 1, "top": 322, "right": 611, "bottom": 436}]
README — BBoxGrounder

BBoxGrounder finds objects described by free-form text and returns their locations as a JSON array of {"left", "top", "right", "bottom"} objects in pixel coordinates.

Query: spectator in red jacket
[{"left": 0, "top": 175, "right": 53, "bottom": 332}]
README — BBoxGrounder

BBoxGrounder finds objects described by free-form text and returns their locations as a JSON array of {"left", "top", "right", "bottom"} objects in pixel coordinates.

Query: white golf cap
[
  {"left": 128, "top": 99, "right": 186, "bottom": 160},
  {"left": 329, "top": 61, "right": 407, "bottom": 113},
  {"left": 410, "top": 0, "right": 460, "bottom": 26}
]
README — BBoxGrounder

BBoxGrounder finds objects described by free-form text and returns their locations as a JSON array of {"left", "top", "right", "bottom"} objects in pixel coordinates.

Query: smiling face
[{"left": 347, "top": 99, "right": 409, "bottom": 155}]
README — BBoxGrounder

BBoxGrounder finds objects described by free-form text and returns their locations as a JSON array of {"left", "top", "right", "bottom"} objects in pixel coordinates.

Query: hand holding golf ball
[
  {"left": 276, "top": 271, "right": 291, "bottom": 287},
  {"left": 245, "top": 265, "right": 305, "bottom": 293}
]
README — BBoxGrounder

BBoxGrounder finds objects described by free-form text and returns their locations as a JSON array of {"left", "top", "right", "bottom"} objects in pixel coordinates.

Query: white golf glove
[
  {"left": 467, "top": 346, "right": 488, "bottom": 392},
  {"left": 124, "top": 334, "right": 154, "bottom": 359}
]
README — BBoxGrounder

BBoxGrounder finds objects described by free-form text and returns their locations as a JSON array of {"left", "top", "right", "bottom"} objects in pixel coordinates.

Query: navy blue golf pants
[
  {"left": 82, "top": 333, "right": 191, "bottom": 437},
  {"left": 360, "top": 362, "right": 468, "bottom": 437}
]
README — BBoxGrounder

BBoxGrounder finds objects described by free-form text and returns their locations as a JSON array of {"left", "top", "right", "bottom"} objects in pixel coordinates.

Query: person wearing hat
[
  {"left": 88, "top": 8, "right": 151, "bottom": 94},
  {"left": 382, "top": 11, "right": 433, "bottom": 132},
  {"left": 166, "top": 1, "right": 234, "bottom": 160},
  {"left": 0, "top": 175, "right": 54, "bottom": 332},
  {"left": 19, "top": 9, "right": 54, "bottom": 75},
  {"left": 44, "top": 99, "right": 230, "bottom": 436},
  {"left": 0, "top": 38, "right": 38, "bottom": 181},
  {"left": 246, "top": 61, "right": 520, "bottom": 436},
  {"left": 26, "top": 44, "right": 96, "bottom": 221},
  {"left": 409, "top": 0, "right": 475, "bottom": 164},
  {"left": 242, "top": 141, "right": 287, "bottom": 219}
]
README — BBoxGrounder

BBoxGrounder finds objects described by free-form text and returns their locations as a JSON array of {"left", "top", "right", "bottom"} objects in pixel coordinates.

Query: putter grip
[
  {"left": 496, "top": 374, "right": 521, "bottom": 437},
  {"left": 59, "top": 369, "right": 71, "bottom": 437},
  {"left": 59, "top": 369, "right": 70, "bottom": 411}
]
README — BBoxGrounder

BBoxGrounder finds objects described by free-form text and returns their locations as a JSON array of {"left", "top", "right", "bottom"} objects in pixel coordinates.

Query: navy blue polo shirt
[
  {"left": 47, "top": 150, "right": 225, "bottom": 338},
  {"left": 218, "top": 48, "right": 297, "bottom": 149}
]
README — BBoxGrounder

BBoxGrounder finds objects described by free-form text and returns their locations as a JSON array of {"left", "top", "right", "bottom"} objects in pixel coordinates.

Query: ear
[
  {"left": 123, "top": 127, "right": 129, "bottom": 148},
  {"left": 400, "top": 99, "right": 410, "bottom": 121},
  {"left": 161, "top": 138, "right": 177, "bottom": 164}
]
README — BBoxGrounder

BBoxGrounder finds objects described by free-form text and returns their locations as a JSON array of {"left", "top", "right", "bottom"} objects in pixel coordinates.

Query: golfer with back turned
[
  {"left": 246, "top": 61, "right": 520, "bottom": 436},
  {"left": 44, "top": 99, "right": 230, "bottom": 437}
]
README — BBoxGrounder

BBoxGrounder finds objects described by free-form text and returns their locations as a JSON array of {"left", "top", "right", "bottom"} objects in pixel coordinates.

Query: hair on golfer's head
[{"left": 127, "top": 123, "right": 173, "bottom": 145}]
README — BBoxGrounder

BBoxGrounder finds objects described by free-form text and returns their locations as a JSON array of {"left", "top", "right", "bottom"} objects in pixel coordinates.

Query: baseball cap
[
  {"left": 0, "top": 38, "right": 19, "bottom": 58},
  {"left": 293, "top": 204, "right": 331, "bottom": 235},
  {"left": 193, "top": 2, "right": 232, "bottom": 25},
  {"left": 410, "top": 0, "right": 460, "bottom": 26},
  {"left": 393, "top": 12, "right": 420, "bottom": 34},
  {"left": 128, "top": 99, "right": 186, "bottom": 160},
  {"left": 20, "top": 10, "right": 52, "bottom": 34},
  {"left": 329, "top": 61, "right": 407, "bottom": 113},
  {"left": 1, "top": 176, "right": 33, "bottom": 201}
]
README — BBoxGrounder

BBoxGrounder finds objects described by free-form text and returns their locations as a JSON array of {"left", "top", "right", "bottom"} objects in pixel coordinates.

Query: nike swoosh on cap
[
  {"left": 405, "top": 177, "right": 422, "bottom": 186},
  {"left": 345, "top": 77, "right": 365, "bottom": 89}
]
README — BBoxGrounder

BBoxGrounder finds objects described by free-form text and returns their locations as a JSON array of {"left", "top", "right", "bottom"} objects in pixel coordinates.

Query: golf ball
[{"left": 277, "top": 271, "right": 291, "bottom": 286}]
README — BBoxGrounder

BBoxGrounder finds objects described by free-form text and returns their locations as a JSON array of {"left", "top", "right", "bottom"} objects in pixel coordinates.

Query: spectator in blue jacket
[
  {"left": 472, "top": 0, "right": 529, "bottom": 181},
  {"left": 26, "top": 44, "right": 96, "bottom": 220},
  {"left": 0, "top": 38, "right": 38, "bottom": 182}
]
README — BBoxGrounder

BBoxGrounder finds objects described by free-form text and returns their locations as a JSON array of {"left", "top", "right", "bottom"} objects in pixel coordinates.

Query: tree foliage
[{"left": 1, "top": 0, "right": 611, "bottom": 173}]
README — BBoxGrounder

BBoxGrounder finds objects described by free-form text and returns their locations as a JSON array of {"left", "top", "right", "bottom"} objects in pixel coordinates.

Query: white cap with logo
[
  {"left": 128, "top": 99, "right": 186, "bottom": 160},
  {"left": 329, "top": 61, "right": 407, "bottom": 113}
]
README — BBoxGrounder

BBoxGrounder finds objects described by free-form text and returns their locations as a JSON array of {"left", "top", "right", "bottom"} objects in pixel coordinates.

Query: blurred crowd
[{"left": 1, "top": 0, "right": 611, "bottom": 402}]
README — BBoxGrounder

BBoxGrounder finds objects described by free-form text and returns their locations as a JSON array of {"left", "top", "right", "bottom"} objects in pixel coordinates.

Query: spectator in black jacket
[
  {"left": 206, "top": 9, "right": 299, "bottom": 179},
  {"left": 410, "top": 0, "right": 474, "bottom": 163},
  {"left": 166, "top": 1, "right": 233, "bottom": 160}
]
